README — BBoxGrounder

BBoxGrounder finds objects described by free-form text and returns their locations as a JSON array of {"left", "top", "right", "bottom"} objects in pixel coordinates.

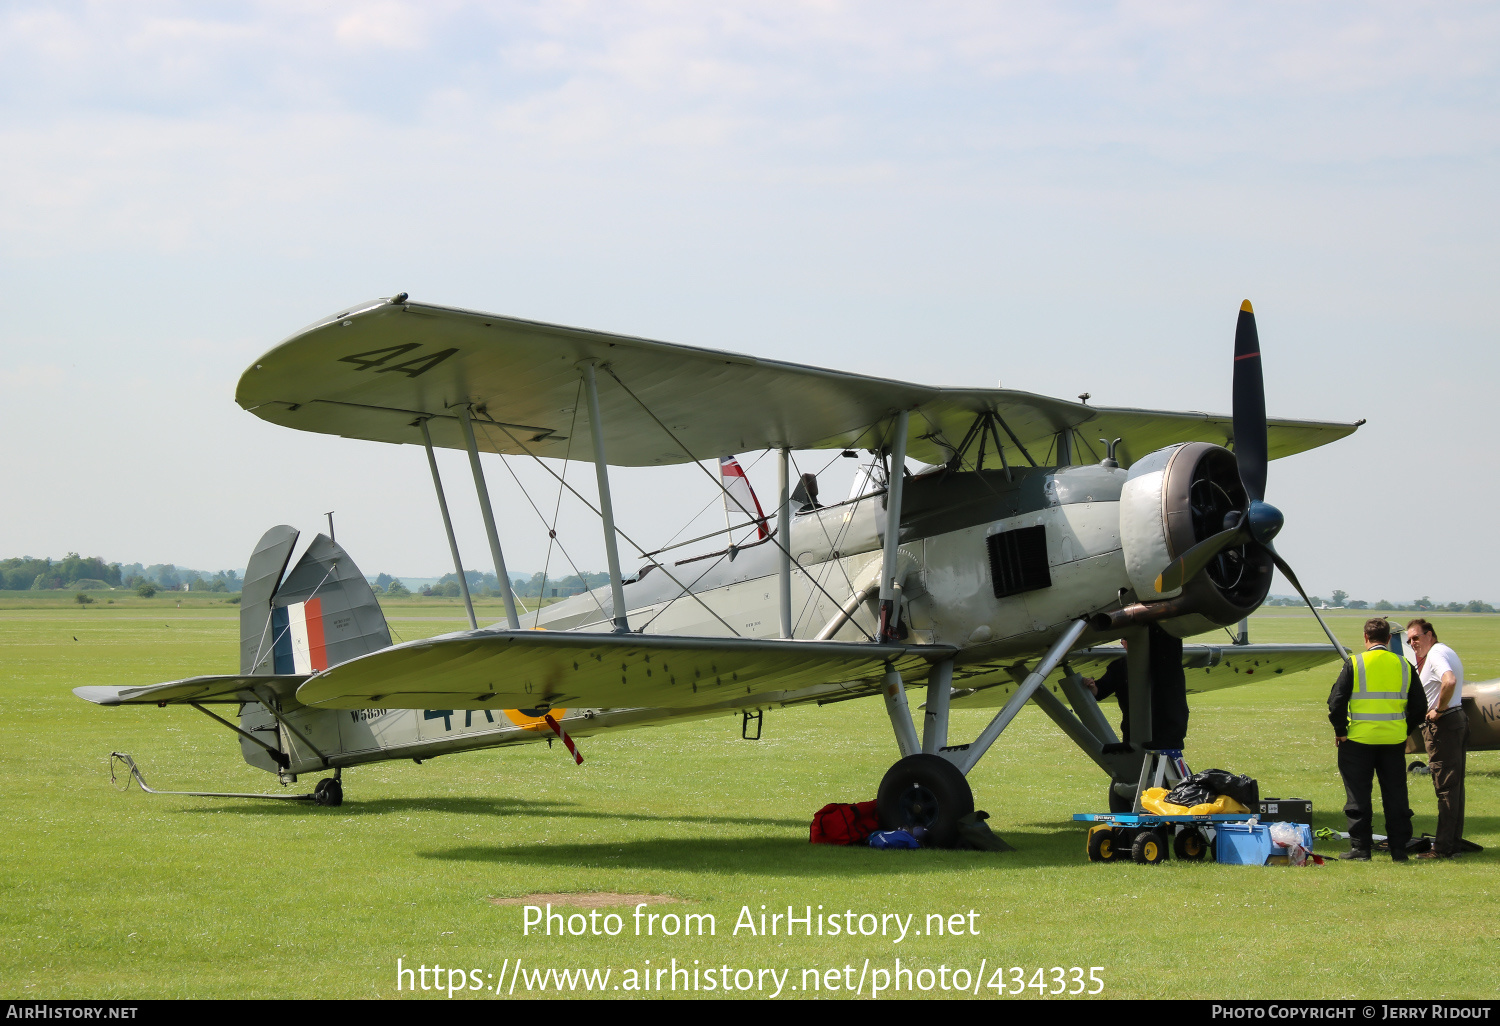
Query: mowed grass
[{"left": 1, "top": 605, "right": 1496, "bottom": 1000}]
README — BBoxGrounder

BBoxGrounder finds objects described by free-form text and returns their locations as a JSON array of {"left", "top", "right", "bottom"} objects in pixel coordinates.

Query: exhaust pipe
[{"left": 1088, "top": 595, "right": 1196, "bottom": 633}]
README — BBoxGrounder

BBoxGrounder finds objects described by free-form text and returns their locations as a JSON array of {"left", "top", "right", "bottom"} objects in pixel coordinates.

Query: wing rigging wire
[
  {"left": 785, "top": 449, "right": 874, "bottom": 637},
  {"left": 600, "top": 367, "right": 875, "bottom": 642},
  {"left": 631, "top": 451, "right": 778, "bottom": 635},
  {"left": 492, "top": 451, "right": 604, "bottom": 622},
  {"left": 480, "top": 384, "right": 612, "bottom": 627},
  {"left": 470, "top": 417, "right": 744, "bottom": 637},
  {"left": 645, "top": 448, "right": 774, "bottom": 557},
  {"left": 530, "top": 381, "right": 588, "bottom": 626}
]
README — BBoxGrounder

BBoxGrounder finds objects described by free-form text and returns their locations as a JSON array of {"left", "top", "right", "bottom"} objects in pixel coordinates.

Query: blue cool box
[
  {"left": 1216, "top": 822, "right": 1272, "bottom": 864},
  {"left": 1216, "top": 821, "right": 1314, "bottom": 865}
]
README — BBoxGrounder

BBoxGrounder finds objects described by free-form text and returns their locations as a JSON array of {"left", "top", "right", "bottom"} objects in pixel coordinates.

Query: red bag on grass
[{"left": 810, "top": 801, "right": 880, "bottom": 845}]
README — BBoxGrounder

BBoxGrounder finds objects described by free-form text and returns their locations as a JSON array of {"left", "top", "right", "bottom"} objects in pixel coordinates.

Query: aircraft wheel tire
[
  {"left": 1132, "top": 829, "right": 1167, "bottom": 865},
  {"left": 313, "top": 777, "right": 343, "bottom": 807},
  {"left": 1108, "top": 784, "right": 1134, "bottom": 814},
  {"left": 1173, "top": 828, "right": 1207, "bottom": 861},
  {"left": 877, "top": 754, "right": 973, "bottom": 849},
  {"left": 1087, "top": 827, "right": 1121, "bottom": 862}
]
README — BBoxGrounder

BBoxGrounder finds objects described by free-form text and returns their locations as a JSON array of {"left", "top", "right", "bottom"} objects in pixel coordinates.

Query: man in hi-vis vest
[{"left": 1326, "top": 618, "right": 1428, "bottom": 861}]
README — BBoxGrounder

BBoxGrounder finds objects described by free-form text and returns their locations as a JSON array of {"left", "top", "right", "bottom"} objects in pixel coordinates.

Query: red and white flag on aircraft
[{"left": 719, "top": 456, "right": 769, "bottom": 540}]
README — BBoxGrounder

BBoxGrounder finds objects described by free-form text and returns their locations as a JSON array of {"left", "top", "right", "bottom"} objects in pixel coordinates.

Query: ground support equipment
[{"left": 1074, "top": 812, "right": 1258, "bottom": 865}]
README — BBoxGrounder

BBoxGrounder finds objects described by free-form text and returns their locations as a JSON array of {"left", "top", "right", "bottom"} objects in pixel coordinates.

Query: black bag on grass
[{"left": 955, "top": 810, "right": 1014, "bottom": 852}]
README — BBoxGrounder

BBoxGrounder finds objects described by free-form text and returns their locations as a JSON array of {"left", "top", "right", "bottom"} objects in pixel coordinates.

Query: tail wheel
[
  {"left": 313, "top": 777, "right": 343, "bottom": 807},
  {"left": 1173, "top": 828, "right": 1207, "bottom": 861},
  {"left": 876, "top": 754, "right": 973, "bottom": 849},
  {"left": 1087, "top": 826, "right": 1121, "bottom": 862},
  {"left": 1132, "top": 829, "right": 1167, "bottom": 864}
]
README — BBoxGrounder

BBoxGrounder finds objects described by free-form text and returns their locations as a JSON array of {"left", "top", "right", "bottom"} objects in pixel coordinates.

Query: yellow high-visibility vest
[{"left": 1348, "top": 648, "right": 1411, "bottom": 745}]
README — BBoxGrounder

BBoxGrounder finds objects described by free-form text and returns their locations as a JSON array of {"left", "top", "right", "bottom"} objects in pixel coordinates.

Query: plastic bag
[
  {"left": 1165, "top": 769, "right": 1259, "bottom": 809},
  {"left": 1270, "top": 822, "right": 1310, "bottom": 866}
]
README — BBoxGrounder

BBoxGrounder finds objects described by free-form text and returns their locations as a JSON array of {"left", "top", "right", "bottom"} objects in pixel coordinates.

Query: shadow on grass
[
  {"left": 177, "top": 795, "right": 807, "bottom": 829},
  {"left": 419, "top": 835, "right": 1047, "bottom": 875}
]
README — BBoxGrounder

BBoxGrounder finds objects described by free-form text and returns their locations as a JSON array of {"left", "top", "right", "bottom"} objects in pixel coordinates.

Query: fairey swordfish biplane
[{"left": 82, "top": 297, "right": 1375, "bottom": 846}]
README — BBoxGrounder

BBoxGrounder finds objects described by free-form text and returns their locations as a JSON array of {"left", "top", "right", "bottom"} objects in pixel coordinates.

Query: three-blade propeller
[{"left": 1153, "top": 301, "right": 1349, "bottom": 662}]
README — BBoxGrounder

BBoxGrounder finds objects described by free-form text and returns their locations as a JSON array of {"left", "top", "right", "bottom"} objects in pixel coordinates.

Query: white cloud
[{"left": 334, "top": 0, "right": 429, "bottom": 50}]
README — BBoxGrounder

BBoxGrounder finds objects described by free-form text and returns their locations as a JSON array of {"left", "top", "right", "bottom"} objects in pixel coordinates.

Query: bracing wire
[
  {"left": 471, "top": 418, "right": 744, "bottom": 637},
  {"left": 656, "top": 448, "right": 773, "bottom": 552},
  {"left": 533, "top": 380, "right": 585, "bottom": 626},
  {"left": 600, "top": 368, "right": 875, "bottom": 642},
  {"left": 488, "top": 444, "right": 610, "bottom": 622},
  {"left": 787, "top": 450, "right": 866, "bottom": 636}
]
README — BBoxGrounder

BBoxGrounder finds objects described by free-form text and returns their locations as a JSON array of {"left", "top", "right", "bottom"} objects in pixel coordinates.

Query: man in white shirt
[{"left": 1405, "top": 618, "right": 1467, "bottom": 858}]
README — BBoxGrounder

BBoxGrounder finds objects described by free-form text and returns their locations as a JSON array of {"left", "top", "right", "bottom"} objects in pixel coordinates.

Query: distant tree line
[
  {"left": 1263, "top": 588, "right": 1495, "bottom": 614},
  {"left": 367, "top": 569, "right": 610, "bottom": 600},
  {"left": 0, "top": 555, "right": 242, "bottom": 594},
  {"left": 0, "top": 554, "right": 122, "bottom": 591},
  {"left": 514, "top": 571, "right": 610, "bottom": 598},
  {"left": 370, "top": 573, "right": 411, "bottom": 598}
]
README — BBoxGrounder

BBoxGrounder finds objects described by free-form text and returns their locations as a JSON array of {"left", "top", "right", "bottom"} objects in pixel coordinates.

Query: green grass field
[{"left": 1, "top": 602, "right": 1495, "bottom": 1000}]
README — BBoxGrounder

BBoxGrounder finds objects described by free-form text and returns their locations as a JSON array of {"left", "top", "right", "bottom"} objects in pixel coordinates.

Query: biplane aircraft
[{"left": 81, "top": 297, "right": 1386, "bottom": 845}]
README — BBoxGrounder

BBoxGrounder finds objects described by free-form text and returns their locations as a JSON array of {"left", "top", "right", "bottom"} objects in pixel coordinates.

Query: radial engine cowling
[{"left": 1118, "top": 441, "right": 1273, "bottom": 635}]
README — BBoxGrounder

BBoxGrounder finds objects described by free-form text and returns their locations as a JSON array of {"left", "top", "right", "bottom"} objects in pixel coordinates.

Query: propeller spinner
[{"left": 1153, "top": 301, "right": 1348, "bottom": 662}]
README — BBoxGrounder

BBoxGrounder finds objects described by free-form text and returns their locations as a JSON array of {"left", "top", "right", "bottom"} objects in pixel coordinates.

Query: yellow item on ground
[
  {"left": 1185, "top": 795, "right": 1251, "bottom": 815},
  {"left": 1138, "top": 787, "right": 1193, "bottom": 816}
]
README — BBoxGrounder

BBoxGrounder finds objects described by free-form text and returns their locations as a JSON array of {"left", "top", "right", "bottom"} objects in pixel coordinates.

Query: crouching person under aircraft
[{"left": 1081, "top": 623, "right": 1190, "bottom": 751}]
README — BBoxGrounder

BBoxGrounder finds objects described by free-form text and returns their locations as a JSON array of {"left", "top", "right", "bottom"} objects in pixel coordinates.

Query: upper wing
[
  {"left": 237, "top": 298, "right": 1359, "bottom": 468},
  {"left": 947, "top": 643, "right": 1341, "bottom": 707},
  {"left": 74, "top": 674, "right": 310, "bottom": 707},
  {"left": 294, "top": 629, "right": 954, "bottom": 711}
]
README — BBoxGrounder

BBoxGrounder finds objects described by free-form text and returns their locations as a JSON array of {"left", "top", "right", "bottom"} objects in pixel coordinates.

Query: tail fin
[
  {"left": 241, "top": 527, "right": 391, "bottom": 675},
  {"left": 241, "top": 526, "right": 299, "bottom": 674}
]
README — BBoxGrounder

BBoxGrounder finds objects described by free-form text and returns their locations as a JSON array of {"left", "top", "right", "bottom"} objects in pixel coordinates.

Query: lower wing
[
  {"left": 948, "top": 643, "right": 1341, "bottom": 707},
  {"left": 294, "top": 630, "right": 957, "bottom": 712}
]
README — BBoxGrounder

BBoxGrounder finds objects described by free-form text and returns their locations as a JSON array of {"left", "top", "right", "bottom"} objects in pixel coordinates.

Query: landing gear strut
[{"left": 876, "top": 620, "right": 1090, "bottom": 849}]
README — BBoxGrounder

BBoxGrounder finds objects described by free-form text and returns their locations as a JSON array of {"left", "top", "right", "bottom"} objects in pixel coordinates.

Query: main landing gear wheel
[
  {"left": 1173, "top": 828, "right": 1208, "bottom": 861},
  {"left": 313, "top": 777, "right": 343, "bottom": 807},
  {"left": 876, "top": 754, "right": 973, "bottom": 849},
  {"left": 1108, "top": 784, "right": 1134, "bottom": 814},
  {"left": 1132, "top": 830, "right": 1167, "bottom": 864},
  {"left": 1087, "top": 827, "right": 1122, "bottom": 862}
]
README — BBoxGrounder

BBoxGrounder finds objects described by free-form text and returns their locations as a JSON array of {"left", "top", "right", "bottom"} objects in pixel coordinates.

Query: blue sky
[{"left": 2, "top": 2, "right": 1497, "bottom": 603}]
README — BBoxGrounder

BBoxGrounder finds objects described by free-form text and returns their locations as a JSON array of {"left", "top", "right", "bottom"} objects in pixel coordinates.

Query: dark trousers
[
  {"left": 1421, "top": 709, "right": 1468, "bottom": 855},
  {"left": 1338, "top": 739, "right": 1412, "bottom": 854}
]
